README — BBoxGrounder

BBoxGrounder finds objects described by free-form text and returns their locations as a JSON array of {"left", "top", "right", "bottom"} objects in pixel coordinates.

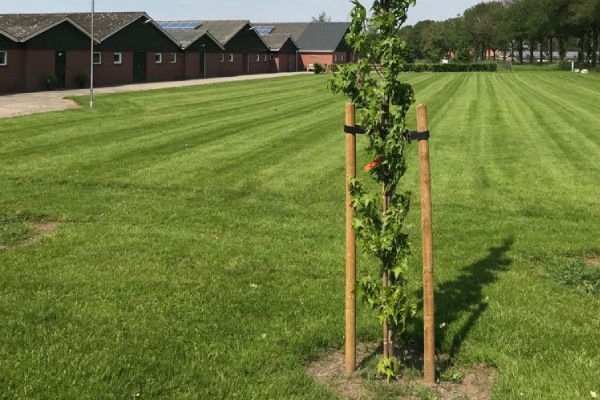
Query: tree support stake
[
  {"left": 417, "top": 104, "right": 436, "bottom": 385},
  {"left": 345, "top": 103, "right": 357, "bottom": 376}
]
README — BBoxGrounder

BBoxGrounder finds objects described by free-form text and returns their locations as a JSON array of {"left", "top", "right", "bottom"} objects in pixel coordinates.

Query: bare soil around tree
[{"left": 307, "top": 342, "right": 497, "bottom": 400}]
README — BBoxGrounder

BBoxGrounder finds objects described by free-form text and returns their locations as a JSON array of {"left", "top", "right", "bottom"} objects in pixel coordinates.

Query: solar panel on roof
[
  {"left": 254, "top": 25, "right": 274, "bottom": 35},
  {"left": 158, "top": 21, "right": 202, "bottom": 30}
]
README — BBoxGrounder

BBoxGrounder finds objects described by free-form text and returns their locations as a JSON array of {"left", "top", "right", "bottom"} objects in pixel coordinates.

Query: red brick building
[
  {"left": 0, "top": 12, "right": 187, "bottom": 93},
  {"left": 0, "top": 27, "right": 24, "bottom": 93},
  {"left": 253, "top": 22, "right": 353, "bottom": 71},
  {"left": 160, "top": 20, "right": 271, "bottom": 77},
  {"left": 0, "top": 12, "right": 353, "bottom": 94},
  {"left": 260, "top": 33, "right": 299, "bottom": 73},
  {"left": 165, "top": 27, "right": 224, "bottom": 79}
]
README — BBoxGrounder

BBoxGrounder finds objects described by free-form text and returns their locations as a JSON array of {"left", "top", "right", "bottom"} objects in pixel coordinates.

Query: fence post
[
  {"left": 345, "top": 103, "right": 357, "bottom": 376},
  {"left": 417, "top": 104, "right": 436, "bottom": 385}
]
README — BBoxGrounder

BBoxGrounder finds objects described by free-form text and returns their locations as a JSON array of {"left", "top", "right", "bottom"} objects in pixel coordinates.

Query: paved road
[{"left": 0, "top": 72, "right": 307, "bottom": 119}]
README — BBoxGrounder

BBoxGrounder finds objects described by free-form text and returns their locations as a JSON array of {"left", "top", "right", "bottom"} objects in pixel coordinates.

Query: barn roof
[
  {"left": 251, "top": 22, "right": 350, "bottom": 52},
  {"left": 253, "top": 22, "right": 309, "bottom": 40},
  {"left": 260, "top": 33, "right": 298, "bottom": 51},
  {"left": 165, "top": 28, "right": 224, "bottom": 50},
  {"left": 195, "top": 20, "right": 250, "bottom": 45},
  {"left": 0, "top": 13, "right": 92, "bottom": 42},
  {"left": 296, "top": 22, "right": 350, "bottom": 52},
  {"left": 0, "top": 12, "right": 178, "bottom": 45}
]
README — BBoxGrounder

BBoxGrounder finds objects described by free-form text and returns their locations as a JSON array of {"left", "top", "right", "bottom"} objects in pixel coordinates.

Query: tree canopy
[
  {"left": 312, "top": 11, "right": 332, "bottom": 23},
  {"left": 401, "top": 0, "right": 600, "bottom": 66}
]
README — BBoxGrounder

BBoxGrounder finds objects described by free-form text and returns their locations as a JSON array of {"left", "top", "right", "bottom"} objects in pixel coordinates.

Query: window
[
  {"left": 334, "top": 54, "right": 338, "bottom": 62},
  {"left": 169, "top": 53, "right": 177, "bottom": 64},
  {"left": 270, "top": 54, "right": 274, "bottom": 60},
  {"left": 0, "top": 51, "right": 7, "bottom": 66},
  {"left": 219, "top": 53, "right": 225, "bottom": 63},
  {"left": 93, "top": 52, "right": 102, "bottom": 65},
  {"left": 155, "top": 53, "right": 163, "bottom": 64},
  {"left": 113, "top": 52, "right": 122, "bottom": 65},
  {"left": 341, "top": 54, "right": 345, "bottom": 62},
  {"left": 256, "top": 54, "right": 260, "bottom": 62},
  {"left": 228, "top": 54, "right": 234, "bottom": 62},
  {"left": 263, "top": 54, "right": 267, "bottom": 62}
]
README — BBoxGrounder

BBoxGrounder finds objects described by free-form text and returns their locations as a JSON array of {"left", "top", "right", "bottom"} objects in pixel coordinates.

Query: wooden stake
[
  {"left": 345, "top": 103, "right": 357, "bottom": 376},
  {"left": 417, "top": 104, "right": 436, "bottom": 385}
]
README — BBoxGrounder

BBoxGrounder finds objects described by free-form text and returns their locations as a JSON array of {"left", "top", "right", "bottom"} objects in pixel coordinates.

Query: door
[
  {"left": 199, "top": 51, "right": 206, "bottom": 78},
  {"left": 55, "top": 50, "right": 66, "bottom": 88},
  {"left": 243, "top": 52, "right": 249, "bottom": 74},
  {"left": 133, "top": 52, "right": 147, "bottom": 83}
]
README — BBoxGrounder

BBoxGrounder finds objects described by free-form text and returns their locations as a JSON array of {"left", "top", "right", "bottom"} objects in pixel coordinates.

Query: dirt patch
[
  {"left": 435, "top": 367, "right": 497, "bottom": 400},
  {"left": 0, "top": 221, "right": 59, "bottom": 250},
  {"left": 307, "top": 342, "right": 376, "bottom": 399},
  {"left": 585, "top": 254, "right": 600, "bottom": 268},
  {"left": 32, "top": 221, "right": 59, "bottom": 237},
  {"left": 307, "top": 342, "right": 497, "bottom": 400}
]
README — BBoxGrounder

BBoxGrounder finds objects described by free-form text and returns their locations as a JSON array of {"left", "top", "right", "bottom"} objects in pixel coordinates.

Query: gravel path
[{"left": 0, "top": 72, "right": 307, "bottom": 119}]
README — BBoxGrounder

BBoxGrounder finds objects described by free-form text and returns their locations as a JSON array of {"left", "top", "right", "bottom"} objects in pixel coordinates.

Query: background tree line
[{"left": 399, "top": 0, "right": 600, "bottom": 67}]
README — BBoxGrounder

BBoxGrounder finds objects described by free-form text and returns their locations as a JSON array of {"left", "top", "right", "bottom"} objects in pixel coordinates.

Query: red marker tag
[{"left": 364, "top": 156, "right": 382, "bottom": 172}]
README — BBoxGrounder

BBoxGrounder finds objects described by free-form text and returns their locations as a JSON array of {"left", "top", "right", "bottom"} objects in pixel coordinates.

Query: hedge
[{"left": 400, "top": 63, "right": 498, "bottom": 73}]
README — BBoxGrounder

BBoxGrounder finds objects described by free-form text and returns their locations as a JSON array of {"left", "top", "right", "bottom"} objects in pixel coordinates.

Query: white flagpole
[{"left": 89, "top": 0, "right": 94, "bottom": 108}]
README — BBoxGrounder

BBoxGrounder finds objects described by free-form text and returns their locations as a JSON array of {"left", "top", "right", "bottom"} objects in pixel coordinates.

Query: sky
[{"left": 0, "top": 0, "right": 484, "bottom": 25}]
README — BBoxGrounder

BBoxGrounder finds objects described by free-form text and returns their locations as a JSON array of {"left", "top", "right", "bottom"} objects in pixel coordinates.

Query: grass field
[{"left": 1, "top": 71, "right": 600, "bottom": 399}]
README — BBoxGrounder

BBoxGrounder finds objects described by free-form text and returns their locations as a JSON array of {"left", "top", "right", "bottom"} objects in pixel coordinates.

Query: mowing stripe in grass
[{"left": 1, "top": 73, "right": 600, "bottom": 399}]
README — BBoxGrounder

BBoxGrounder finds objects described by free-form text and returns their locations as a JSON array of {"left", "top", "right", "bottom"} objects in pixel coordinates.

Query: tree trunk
[
  {"left": 379, "top": 0, "right": 392, "bottom": 361},
  {"left": 586, "top": 32, "right": 593, "bottom": 64},
  {"left": 529, "top": 42, "right": 534, "bottom": 64},
  {"left": 549, "top": 37, "right": 554, "bottom": 63},
  {"left": 578, "top": 37, "right": 584, "bottom": 63},
  {"left": 592, "top": 27, "right": 599, "bottom": 68},
  {"left": 539, "top": 42, "right": 544, "bottom": 64},
  {"left": 519, "top": 40, "right": 524, "bottom": 64},
  {"left": 559, "top": 37, "right": 566, "bottom": 61}
]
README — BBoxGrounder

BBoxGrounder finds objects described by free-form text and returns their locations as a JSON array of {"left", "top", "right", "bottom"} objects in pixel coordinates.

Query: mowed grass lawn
[{"left": 1, "top": 71, "right": 599, "bottom": 399}]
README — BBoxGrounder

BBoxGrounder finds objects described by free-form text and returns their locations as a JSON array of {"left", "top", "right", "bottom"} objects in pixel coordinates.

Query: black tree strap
[
  {"left": 344, "top": 125, "right": 366, "bottom": 135},
  {"left": 404, "top": 130, "right": 430, "bottom": 142},
  {"left": 343, "top": 125, "right": 389, "bottom": 137},
  {"left": 344, "top": 126, "right": 429, "bottom": 142}
]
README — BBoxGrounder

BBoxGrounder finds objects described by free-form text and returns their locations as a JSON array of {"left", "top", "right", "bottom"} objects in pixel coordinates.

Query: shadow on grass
[
  {"left": 434, "top": 237, "right": 514, "bottom": 361},
  {"left": 354, "top": 238, "right": 514, "bottom": 376}
]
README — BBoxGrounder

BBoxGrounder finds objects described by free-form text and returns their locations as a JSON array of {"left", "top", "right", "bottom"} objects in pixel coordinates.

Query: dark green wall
[
  {"left": 25, "top": 23, "right": 89, "bottom": 50},
  {"left": 185, "top": 35, "right": 222, "bottom": 53},
  {"left": 0, "top": 34, "right": 20, "bottom": 49},
  {"left": 225, "top": 26, "right": 269, "bottom": 53},
  {"left": 97, "top": 18, "right": 179, "bottom": 52},
  {"left": 279, "top": 38, "right": 298, "bottom": 53},
  {"left": 335, "top": 32, "right": 352, "bottom": 52}
]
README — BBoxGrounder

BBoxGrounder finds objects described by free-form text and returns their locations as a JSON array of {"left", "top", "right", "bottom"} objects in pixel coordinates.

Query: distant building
[
  {"left": 253, "top": 22, "right": 354, "bottom": 70},
  {"left": 0, "top": 12, "right": 354, "bottom": 94}
]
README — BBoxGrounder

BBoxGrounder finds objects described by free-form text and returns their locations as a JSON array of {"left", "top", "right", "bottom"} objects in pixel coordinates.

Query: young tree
[{"left": 329, "top": 0, "right": 416, "bottom": 379}]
